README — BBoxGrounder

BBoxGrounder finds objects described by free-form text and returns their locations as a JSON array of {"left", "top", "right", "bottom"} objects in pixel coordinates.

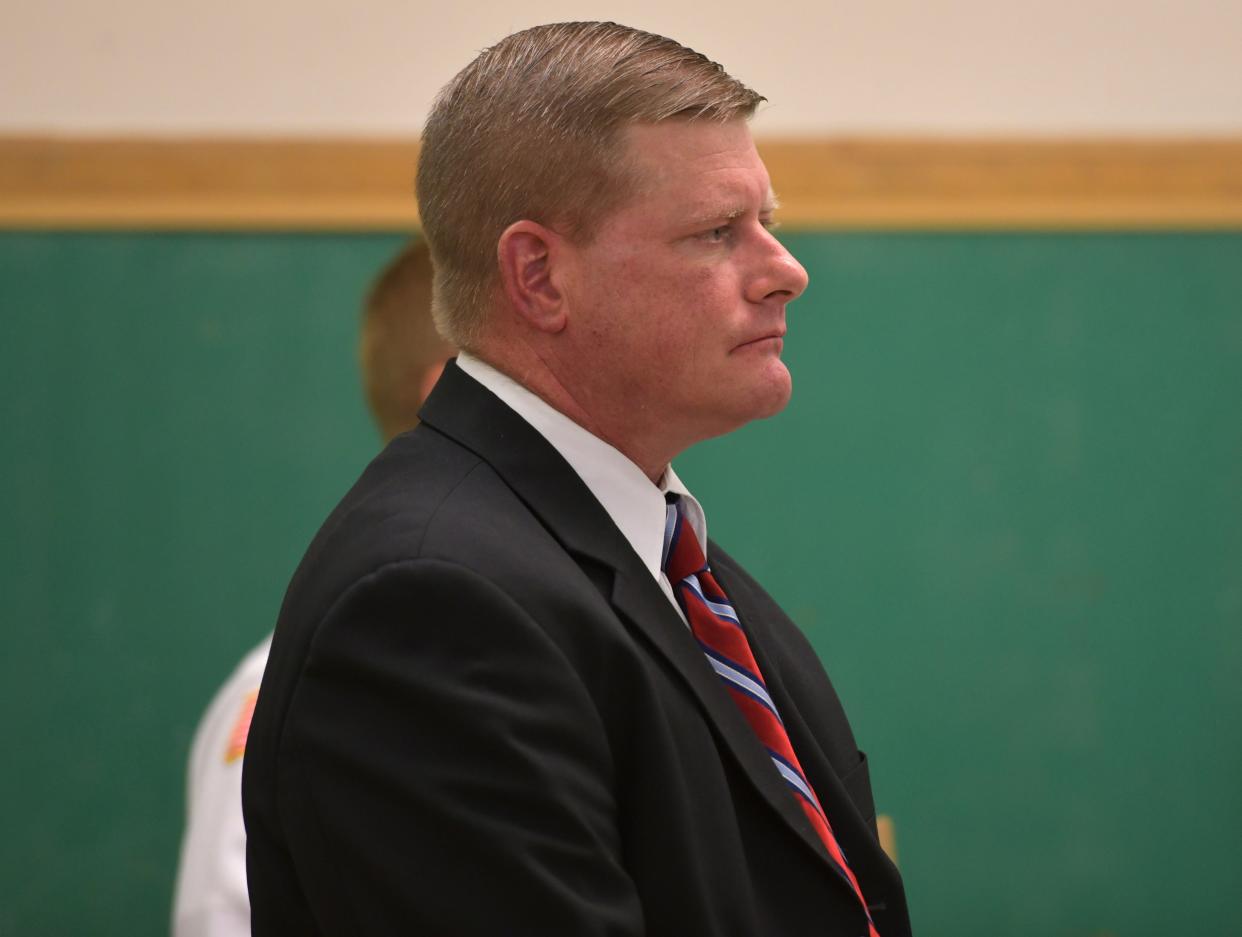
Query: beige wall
[{"left": 4, "top": 0, "right": 1241, "bottom": 136}]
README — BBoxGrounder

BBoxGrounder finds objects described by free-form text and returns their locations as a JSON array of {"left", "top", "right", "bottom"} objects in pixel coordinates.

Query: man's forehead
[{"left": 618, "top": 120, "right": 775, "bottom": 209}]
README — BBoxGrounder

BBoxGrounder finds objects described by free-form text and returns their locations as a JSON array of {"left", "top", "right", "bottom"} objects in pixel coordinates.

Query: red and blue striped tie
[{"left": 662, "top": 496, "right": 881, "bottom": 937}]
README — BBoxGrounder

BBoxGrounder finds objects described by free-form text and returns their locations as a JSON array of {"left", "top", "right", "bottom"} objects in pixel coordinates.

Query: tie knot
[{"left": 661, "top": 496, "right": 707, "bottom": 584}]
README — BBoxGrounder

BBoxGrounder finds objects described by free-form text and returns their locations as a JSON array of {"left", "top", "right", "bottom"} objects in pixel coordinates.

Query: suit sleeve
[{"left": 272, "top": 558, "right": 644, "bottom": 936}]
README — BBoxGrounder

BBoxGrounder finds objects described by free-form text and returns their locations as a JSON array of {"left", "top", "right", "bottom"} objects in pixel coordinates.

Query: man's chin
[
  {"left": 727, "top": 366, "right": 793, "bottom": 427},
  {"left": 752, "top": 361, "right": 793, "bottom": 417},
  {"left": 689, "top": 365, "right": 792, "bottom": 443},
  {"left": 751, "top": 385, "right": 792, "bottom": 421}
]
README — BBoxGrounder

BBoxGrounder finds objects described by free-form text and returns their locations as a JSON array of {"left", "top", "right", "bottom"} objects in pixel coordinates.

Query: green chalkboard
[{"left": 2, "top": 231, "right": 1240, "bottom": 936}]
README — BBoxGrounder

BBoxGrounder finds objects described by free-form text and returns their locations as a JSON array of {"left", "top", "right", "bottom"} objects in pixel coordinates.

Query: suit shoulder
[
  {"left": 286, "top": 427, "right": 500, "bottom": 603},
  {"left": 280, "top": 424, "right": 587, "bottom": 635}
]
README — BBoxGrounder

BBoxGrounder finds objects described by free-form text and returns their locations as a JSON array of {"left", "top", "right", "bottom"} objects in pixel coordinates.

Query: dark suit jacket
[{"left": 243, "top": 361, "right": 911, "bottom": 936}]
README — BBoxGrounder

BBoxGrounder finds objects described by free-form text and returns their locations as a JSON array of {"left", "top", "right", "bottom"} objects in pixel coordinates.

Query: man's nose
[{"left": 748, "top": 233, "right": 809, "bottom": 304}]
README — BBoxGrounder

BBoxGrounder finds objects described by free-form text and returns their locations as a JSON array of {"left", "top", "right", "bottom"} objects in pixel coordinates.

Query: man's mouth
[{"left": 733, "top": 331, "right": 785, "bottom": 351}]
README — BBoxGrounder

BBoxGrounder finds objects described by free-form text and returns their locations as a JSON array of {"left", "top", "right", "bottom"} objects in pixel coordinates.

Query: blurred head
[
  {"left": 359, "top": 240, "right": 454, "bottom": 442},
  {"left": 416, "top": 21, "right": 766, "bottom": 349}
]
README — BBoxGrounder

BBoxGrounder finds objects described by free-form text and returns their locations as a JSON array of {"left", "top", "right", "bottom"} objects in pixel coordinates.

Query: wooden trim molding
[
  {"left": 0, "top": 138, "right": 420, "bottom": 230},
  {"left": 762, "top": 138, "right": 1242, "bottom": 229},
  {"left": 2, "top": 136, "right": 1240, "bottom": 230}
]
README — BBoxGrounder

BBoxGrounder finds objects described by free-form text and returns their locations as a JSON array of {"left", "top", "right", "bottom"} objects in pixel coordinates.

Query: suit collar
[
  {"left": 453, "top": 352, "right": 707, "bottom": 582},
  {"left": 420, "top": 359, "right": 646, "bottom": 570},
  {"left": 420, "top": 361, "right": 862, "bottom": 890}
]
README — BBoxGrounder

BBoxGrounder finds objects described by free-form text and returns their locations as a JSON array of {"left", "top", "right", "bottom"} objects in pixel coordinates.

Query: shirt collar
[{"left": 457, "top": 352, "right": 707, "bottom": 582}]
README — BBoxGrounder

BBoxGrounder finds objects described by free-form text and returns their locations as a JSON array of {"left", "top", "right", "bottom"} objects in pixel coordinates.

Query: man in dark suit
[{"left": 243, "top": 21, "right": 912, "bottom": 937}]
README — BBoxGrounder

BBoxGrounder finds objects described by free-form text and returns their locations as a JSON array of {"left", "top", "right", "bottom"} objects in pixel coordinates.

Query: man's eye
[{"left": 705, "top": 226, "right": 731, "bottom": 242}]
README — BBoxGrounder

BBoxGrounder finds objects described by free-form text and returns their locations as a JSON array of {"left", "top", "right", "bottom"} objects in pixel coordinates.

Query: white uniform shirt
[{"left": 172, "top": 637, "right": 270, "bottom": 937}]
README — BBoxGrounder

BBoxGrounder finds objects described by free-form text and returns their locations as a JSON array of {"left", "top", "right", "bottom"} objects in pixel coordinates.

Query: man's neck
[{"left": 465, "top": 344, "right": 675, "bottom": 483}]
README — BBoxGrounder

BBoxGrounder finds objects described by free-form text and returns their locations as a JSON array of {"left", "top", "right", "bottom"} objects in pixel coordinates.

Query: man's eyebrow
[{"left": 688, "top": 192, "right": 782, "bottom": 227}]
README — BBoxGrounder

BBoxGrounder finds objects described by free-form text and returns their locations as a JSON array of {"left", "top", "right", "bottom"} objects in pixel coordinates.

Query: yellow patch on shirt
[{"left": 224, "top": 690, "right": 259, "bottom": 764}]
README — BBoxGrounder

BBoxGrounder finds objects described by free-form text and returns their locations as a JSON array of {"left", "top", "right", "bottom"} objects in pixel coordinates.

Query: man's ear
[{"left": 496, "top": 220, "right": 567, "bottom": 334}]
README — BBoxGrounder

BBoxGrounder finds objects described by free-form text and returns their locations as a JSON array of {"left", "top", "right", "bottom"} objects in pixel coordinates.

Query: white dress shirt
[{"left": 457, "top": 352, "right": 706, "bottom": 618}]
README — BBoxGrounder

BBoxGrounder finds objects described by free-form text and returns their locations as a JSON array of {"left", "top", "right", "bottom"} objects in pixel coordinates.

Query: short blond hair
[
  {"left": 416, "top": 21, "right": 764, "bottom": 348},
  {"left": 359, "top": 240, "right": 454, "bottom": 442}
]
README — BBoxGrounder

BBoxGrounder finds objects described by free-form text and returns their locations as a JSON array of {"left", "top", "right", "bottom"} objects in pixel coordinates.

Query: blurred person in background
[{"left": 171, "top": 239, "right": 451, "bottom": 937}]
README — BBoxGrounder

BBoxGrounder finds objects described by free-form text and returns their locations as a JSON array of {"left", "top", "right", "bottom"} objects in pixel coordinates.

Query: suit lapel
[
  {"left": 713, "top": 557, "right": 902, "bottom": 887},
  {"left": 606, "top": 571, "right": 850, "bottom": 876},
  {"left": 420, "top": 362, "right": 852, "bottom": 883}
]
